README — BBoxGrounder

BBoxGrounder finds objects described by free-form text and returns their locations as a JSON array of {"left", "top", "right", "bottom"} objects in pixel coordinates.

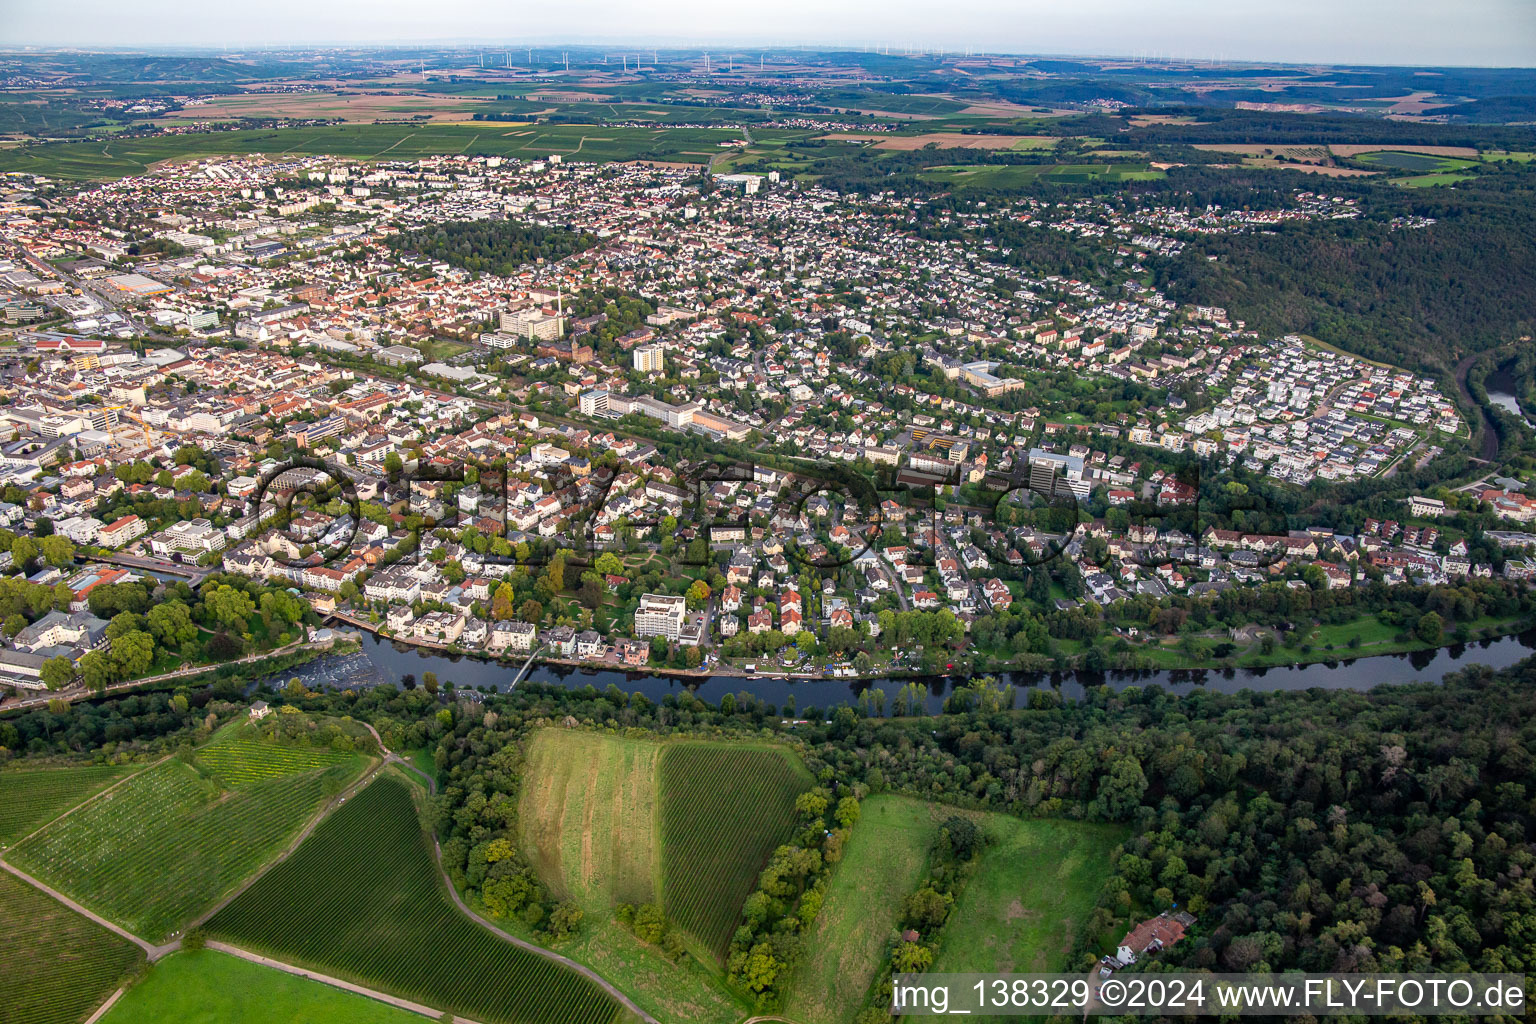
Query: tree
[
  {"left": 384, "top": 451, "right": 404, "bottom": 478},
  {"left": 547, "top": 900, "right": 584, "bottom": 938},
  {"left": 147, "top": 601, "right": 198, "bottom": 647},
  {"left": 109, "top": 630, "right": 156, "bottom": 679},
  {"left": 904, "top": 886, "right": 953, "bottom": 932},
  {"left": 40, "top": 656, "right": 75, "bottom": 690},
  {"left": 632, "top": 903, "right": 667, "bottom": 944},
  {"left": 2, "top": 613, "right": 26, "bottom": 638},
  {"left": 205, "top": 630, "right": 243, "bottom": 660},
  {"left": 204, "top": 585, "right": 256, "bottom": 633},
  {"left": 891, "top": 941, "right": 932, "bottom": 973},
  {"left": 1416, "top": 611, "right": 1444, "bottom": 645},
  {"left": 740, "top": 942, "right": 782, "bottom": 992},
  {"left": 78, "top": 649, "right": 114, "bottom": 693},
  {"left": 39, "top": 535, "right": 75, "bottom": 569},
  {"left": 491, "top": 582, "right": 515, "bottom": 621},
  {"left": 10, "top": 536, "right": 37, "bottom": 568},
  {"left": 519, "top": 599, "right": 543, "bottom": 624},
  {"left": 594, "top": 552, "right": 624, "bottom": 577}
]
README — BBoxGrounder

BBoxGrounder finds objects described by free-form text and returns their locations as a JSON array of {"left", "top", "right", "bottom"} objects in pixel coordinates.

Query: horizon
[
  {"left": 2, "top": 0, "right": 1532, "bottom": 68},
  {"left": 0, "top": 42, "right": 1534, "bottom": 72}
]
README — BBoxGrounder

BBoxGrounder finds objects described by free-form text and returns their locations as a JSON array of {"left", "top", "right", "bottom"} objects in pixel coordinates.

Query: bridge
[{"left": 509, "top": 645, "right": 546, "bottom": 688}]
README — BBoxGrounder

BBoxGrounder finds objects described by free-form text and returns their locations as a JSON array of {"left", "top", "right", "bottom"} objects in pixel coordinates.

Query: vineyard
[
  {"left": 0, "top": 869, "right": 144, "bottom": 1024},
  {"left": 658, "top": 742, "right": 812, "bottom": 958},
  {"left": 0, "top": 764, "right": 133, "bottom": 846},
  {"left": 206, "top": 775, "right": 623, "bottom": 1024},
  {"left": 9, "top": 752, "right": 364, "bottom": 941},
  {"left": 196, "top": 737, "right": 352, "bottom": 786}
]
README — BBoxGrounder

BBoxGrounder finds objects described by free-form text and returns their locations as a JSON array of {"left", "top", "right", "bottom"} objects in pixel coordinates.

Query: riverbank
[
  {"left": 327, "top": 611, "right": 1534, "bottom": 684},
  {"left": 324, "top": 626, "right": 1536, "bottom": 716}
]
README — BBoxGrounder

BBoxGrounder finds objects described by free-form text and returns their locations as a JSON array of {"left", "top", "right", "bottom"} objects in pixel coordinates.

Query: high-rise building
[
  {"left": 634, "top": 593, "right": 687, "bottom": 639},
  {"left": 634, "top": 342, "right": 665, "bottom": 374}
]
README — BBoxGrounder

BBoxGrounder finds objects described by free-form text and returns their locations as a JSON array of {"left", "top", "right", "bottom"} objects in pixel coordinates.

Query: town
[{"left": 0, "top": 150, "right": 1529, "bottom": 694}]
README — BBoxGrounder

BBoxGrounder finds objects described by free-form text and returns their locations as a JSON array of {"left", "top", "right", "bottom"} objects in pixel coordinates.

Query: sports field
[
  {"left": 9, "top": 742, "right": 366, "bottom": 940},
  {"left": 98, "top": 949, "right": 426, "bottom": 1024},
  {"left": 0, "top": 763, "right": 135, "bottom": 846},
  {"left": 0, "top": 869, "right": 145, "bottom": 1024},
  {"left": 786, "top": 795, "right": 940, "bottom": 1024}
]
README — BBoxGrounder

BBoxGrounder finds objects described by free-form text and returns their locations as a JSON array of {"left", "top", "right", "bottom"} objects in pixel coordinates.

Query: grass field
[
  {"left": 933, "top": 817, "right": 1126, "bottom": 975},
  {"left": 0, "top": 122, "right": 780, "bottom": 180},
  {"left": 513, "top": 730, "right": 749, "bottom": 1022},
  {"left": 519, "top": 729, "right": 661, "bottom": 910},
  {"left": 10, "top": 743, "right": 366, "bottom": 940},
  {"left": 786, "top": 795, "right": 939, "bottom": 1024},
  {"left": 917, "top": 163, "right": 1164, "bottom": 189},
  {"left": 207, "top": 775, "right": 622, "bottom": 1024},
  {"left": 1393, "top": 172, "right": 1478, "bottom": 187},
  {"left": 0, "top": 764, "right": 134, "bottom": 846},
  {"left": 0, "top": 869, "right": 145, "bottom": 1024},
  {"left": 658, "top": 741, "right": 812, "bottom": 958},
  {"left": 99, "top": 949, "right": 426, "bottom": 1024}
]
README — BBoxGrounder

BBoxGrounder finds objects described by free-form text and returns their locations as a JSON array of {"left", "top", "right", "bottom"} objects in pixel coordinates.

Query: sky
[{"left": 0, "top": 0, "right": 1532, "bottom": 67}]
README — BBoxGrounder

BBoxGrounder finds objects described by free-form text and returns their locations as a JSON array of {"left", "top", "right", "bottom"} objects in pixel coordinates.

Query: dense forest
[
  {"left": 1156, "top": 162, "right": 1536, "bottom": 373},
  {"left": 407, "top": 660, "right": 1535, "bottom": 995},
  {"left": 388, "top": 218, "right": 599, "bottom": 278}
]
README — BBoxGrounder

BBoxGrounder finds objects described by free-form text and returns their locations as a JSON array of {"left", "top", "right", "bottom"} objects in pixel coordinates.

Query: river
[
  {"left": 1486, "top": 363, "right": 1533, "bottom": 427},
  {"left": 306, "top": 628, "right": 1536, "bottom": 716}
]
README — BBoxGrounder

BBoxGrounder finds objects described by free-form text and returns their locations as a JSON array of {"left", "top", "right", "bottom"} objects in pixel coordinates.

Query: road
[
  {"left": 90, "top": 552, "right": 215, "bottom": 584},
  {"left": 206, "top": 941, "right": 488, "bottom": 1024},
  {"left": 1455, "top": 351, "right": 1502, "bottom": 464},
  {"left": 0, "top": 638, "right": 324, "bottom": 713}
]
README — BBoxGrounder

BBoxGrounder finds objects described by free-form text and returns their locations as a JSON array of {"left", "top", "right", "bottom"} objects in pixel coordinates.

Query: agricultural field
[
  {"left": 98, "top": 949, "right": 426, "bottom": 1024},
  {"left": 786, "top": 795, "right": 940, "bottom": 1024},
  {"left": 657, "top": 741, "right": 812, "bottom": 958},
  {"left": 207, "top": 775, "right": 623, "bottom": 1024},
  {"left": 9, "top": 741, "right": 366, "bottom": 940},
  {"left": 519, "top": 729, "right": 661, "bottom": 909},
  {"left": 0, "top": 763, "right": 134, "bottom": 846},
  {"left": 918, "top": 162, "right": 1164, "bottom": 189},
  {"left": 0, "top": 122, "right": 784, "bottom": 180},
  {"left": 932, "top": 817, "right": 1127, "bottom": 975},
  {"left": 1352, "top": 150, "right": 1482, "bottom": 174},
  {"left": 0, "top": 869, "right": 145, "bottom": 1024},
  {"left": 195, "top": 735, "right": 354, "bottom": 787}
]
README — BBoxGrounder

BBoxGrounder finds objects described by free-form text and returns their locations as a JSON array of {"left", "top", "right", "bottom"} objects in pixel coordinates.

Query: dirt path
[
  {"left": 0, "top": 857, "right": 177, "bottom": 960},
  {"left": 431, "top": 834, "right": 661, "bottom": 1024},
  {"left": 184, "top": 754, "right": 387, "bottom": 933},
  {"left": 82, "top": 986, "right": 127, "bottom": 1024},
  {"left": 206, "top": 941, "right": 487, "bottom": 1023}
]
